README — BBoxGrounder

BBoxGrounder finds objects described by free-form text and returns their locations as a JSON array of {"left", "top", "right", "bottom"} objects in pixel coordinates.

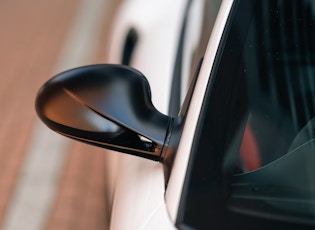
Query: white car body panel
[
  {"left": 109, "top": 0, "right": 186, "bottom": 114},
  {"left": 107, "top": 0, "right": 234, "bottom": 229},
  {"left": 109, "top": 155, "right": 175, "bottom": 230},
  {"left": 107, "top": 0, "right": 185, "bottom": 229}
]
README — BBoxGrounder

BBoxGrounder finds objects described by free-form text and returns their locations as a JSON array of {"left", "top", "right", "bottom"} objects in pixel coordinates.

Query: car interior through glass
[{"left": 177, "top": 0, "right": 315, "bottom": 229}]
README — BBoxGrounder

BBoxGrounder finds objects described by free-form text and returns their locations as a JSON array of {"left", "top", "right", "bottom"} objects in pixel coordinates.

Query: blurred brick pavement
[{"left": 0, "top": 0, "right": 120, "bottom": 229}]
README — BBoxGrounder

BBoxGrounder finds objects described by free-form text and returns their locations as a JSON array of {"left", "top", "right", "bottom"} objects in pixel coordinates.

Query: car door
[{"left": 167, "top": 0, "right": 315, "bottom": 229}]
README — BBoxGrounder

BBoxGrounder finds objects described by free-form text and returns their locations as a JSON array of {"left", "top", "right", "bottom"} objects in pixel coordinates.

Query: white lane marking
[{"left": 2, "top": 0, "right": 109, "bottom": 229}]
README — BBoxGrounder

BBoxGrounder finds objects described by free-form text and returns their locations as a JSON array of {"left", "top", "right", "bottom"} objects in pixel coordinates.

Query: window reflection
[{"left": 238, "top": 0, "right": 315, "bottom": 171}]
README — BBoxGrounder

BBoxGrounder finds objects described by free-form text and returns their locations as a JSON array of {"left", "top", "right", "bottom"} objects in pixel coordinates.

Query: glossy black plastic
[{"left": 35, "top": 64, "right": 171, "bottom": 160}]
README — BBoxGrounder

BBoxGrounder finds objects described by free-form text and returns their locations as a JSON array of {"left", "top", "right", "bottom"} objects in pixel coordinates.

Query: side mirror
[{"left": 35, "top": 64, "right": 172, "bottom": 161}]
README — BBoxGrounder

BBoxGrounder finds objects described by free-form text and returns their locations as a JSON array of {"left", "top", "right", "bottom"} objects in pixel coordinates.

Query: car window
[{"left": 177, "top": 0, "right": 315, "bottom": 229}]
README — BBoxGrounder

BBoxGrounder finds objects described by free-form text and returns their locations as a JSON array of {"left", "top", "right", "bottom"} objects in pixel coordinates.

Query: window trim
[{"left": 165, "top": 0, "right": 235, "bottom": 222}]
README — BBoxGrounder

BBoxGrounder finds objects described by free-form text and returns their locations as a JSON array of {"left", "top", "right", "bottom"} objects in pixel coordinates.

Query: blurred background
[{"left": 0, "top": 0, "right": 120, "bottom": 229}]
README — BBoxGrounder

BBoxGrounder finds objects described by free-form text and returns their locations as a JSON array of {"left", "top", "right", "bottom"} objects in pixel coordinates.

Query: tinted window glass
[{"left": 178, "top": 0, "right": 315, "bottom": 229}]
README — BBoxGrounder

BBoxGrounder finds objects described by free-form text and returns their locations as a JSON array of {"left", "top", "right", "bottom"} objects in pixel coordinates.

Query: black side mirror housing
[{"left": 35, "top": 64, "right": 172, "bottom": 161}]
